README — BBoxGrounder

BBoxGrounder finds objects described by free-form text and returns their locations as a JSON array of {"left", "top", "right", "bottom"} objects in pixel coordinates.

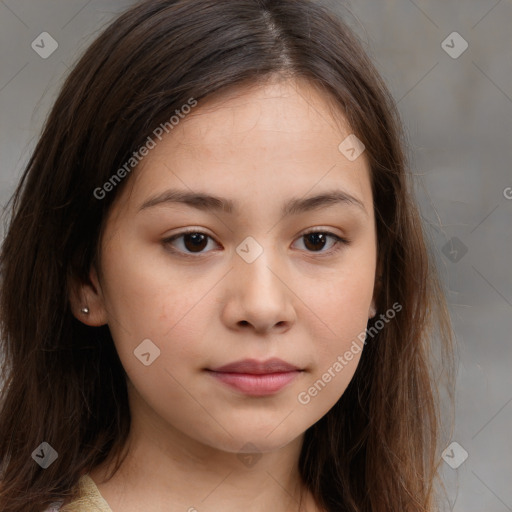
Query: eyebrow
[{"left": 139, "top": 188, "right": 367, "bottom": 217}]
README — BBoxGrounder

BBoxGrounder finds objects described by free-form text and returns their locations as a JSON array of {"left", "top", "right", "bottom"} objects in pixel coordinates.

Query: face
[{"left": 77, "top": 77, "right": 377, "bottom": 455}]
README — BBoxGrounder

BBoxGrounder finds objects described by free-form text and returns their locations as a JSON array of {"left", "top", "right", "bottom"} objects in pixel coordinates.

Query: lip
[
  {"left": 210, "top": 357, "right": 300, "bottom": 374},
  {"left": 206, "top": 358, "right": 303, "bottom": 396}
]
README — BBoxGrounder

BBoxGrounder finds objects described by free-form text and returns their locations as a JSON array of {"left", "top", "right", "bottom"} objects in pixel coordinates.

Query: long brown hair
[{"left": 0, "top": 0, "right": 454, "bottom": 510}]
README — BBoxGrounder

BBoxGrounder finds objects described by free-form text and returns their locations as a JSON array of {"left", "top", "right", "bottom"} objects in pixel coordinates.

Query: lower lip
[{"left": 207, "top": 371, "right": 301, "bottom": 396}]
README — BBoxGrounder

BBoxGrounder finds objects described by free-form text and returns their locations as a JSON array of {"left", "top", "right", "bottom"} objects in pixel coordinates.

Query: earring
[{"left": 80, "top": 306, "right": 90, "bottom": 315}]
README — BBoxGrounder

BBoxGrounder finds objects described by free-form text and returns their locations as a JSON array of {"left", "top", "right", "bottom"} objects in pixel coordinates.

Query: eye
[
  {"left": 292, "top": 230, "right": 350, "bottom": 255},
  {"left": 163, "top": 230, "right": 220, "bottom": 256},
  {"left": 162, "top": 229, "right": 350, "bottom": 258}
]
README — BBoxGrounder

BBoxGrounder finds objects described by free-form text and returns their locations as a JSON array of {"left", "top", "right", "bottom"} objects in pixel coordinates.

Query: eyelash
[{"left": 162, "top": 228, "right": 350, "bottom": 258}]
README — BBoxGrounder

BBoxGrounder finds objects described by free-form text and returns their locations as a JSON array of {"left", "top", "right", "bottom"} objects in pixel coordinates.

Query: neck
[{"left": 89, "top": 389, "right": 320, "bottom": 512}]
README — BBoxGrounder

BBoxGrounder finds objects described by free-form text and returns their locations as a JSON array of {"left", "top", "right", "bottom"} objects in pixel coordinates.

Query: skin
[{"left": 71, "top": 76, "right": 378, "bottom": 512}]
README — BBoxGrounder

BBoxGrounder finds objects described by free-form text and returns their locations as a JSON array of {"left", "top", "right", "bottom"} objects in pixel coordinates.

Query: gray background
[{"left": 0, "top": 1, "right": 511, "bottom": 510}]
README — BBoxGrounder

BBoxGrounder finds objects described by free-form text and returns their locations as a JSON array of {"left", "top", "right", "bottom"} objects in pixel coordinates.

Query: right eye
[{"left": 162, "top": 230, "right": 221, "bottom": 257}]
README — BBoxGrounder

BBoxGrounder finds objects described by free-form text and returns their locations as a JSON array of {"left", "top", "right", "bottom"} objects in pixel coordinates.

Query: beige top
[{"left": 45, "top": 474, "right": 113, "bottom": 512}]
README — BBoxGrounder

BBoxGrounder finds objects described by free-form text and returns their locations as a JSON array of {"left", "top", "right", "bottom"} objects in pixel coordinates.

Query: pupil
[
  {"left": 181, "top": 233, "right": 328, "bottom": 253},
  {"left": 304, "top": 233, "right": 326, "bottom": 251},
  {"left": 184, "top": 233, "right": 207, "bottom": 252}
]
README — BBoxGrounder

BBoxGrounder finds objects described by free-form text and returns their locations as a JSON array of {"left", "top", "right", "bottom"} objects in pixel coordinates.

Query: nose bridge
[
  {"left": 225, "top": 235, "right": 295, "bottom": 331},
  {"left": 235, "top": 236, "right": 284, "bottom": 297}
]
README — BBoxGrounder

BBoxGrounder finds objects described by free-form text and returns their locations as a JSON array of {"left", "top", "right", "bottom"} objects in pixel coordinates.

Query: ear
[
  {"left": 68, "top": 266, "right": 108, "bottom": 326},
  {"left": 368, "top": 300, "right": 377, "bottom": 319},
  {"left": 368, "top": 260, "right": 383, "bottom": 320}
]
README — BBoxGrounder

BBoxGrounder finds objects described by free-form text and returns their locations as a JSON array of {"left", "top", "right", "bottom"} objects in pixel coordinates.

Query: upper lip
[{"left": 208, "top": 358, "right": 301, "bottom": 374}]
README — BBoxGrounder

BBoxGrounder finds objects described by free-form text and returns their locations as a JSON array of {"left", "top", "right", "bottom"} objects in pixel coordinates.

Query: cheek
[
  {"left": 295, "top": 303, "right": 367, "bottom": 417},
  {"left": 99, "top": 236, "right": 217, "bottom": 371},
  {"left": 297, "top": 253, "right": 375, "bottom": 403},
  {"left": 305, "top": 253, "right": 375, "bottom": 338},
  {"left": 98, "top": 246, "right": 216, "bottom": 429}
]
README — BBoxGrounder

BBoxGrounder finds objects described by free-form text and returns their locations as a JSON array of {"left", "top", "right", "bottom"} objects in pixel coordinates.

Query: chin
[{"left": 199, "top": 424, "right": 306, "bottom": 455}]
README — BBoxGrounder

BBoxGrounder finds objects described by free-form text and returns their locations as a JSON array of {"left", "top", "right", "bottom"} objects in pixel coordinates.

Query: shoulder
[
  {"left": 42, "top": 503, "right": 63, "bottom": 512},
  {"left": 42, "top": 474, "right": 112, "bottom": 512}
]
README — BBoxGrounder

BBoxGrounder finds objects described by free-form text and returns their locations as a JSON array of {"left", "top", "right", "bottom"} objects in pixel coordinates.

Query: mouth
[{"left": 205, "top": 358, "right": 304, "bottom": 396}]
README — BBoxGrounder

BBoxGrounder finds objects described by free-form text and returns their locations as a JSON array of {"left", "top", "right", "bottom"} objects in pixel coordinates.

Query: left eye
[
  {"left": 292, "top": 231, "right": 348, "bottom": 254},
  {"left": 162, "top": 230, "right": 348, "bottom": 256}
]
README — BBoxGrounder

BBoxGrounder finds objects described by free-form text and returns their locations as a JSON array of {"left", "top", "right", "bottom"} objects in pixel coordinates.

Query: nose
[{"left": 220, "top": 246, "right": 296, "bottom": 335}]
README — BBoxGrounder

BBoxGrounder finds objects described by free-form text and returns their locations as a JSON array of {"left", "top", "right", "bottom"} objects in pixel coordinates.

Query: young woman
[{"left": 0, "top": 0, "right": 454, "bottom": 511}]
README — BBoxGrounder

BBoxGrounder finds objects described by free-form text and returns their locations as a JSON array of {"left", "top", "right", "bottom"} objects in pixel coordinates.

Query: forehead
[
  {"left": 119, "top": 77, "right": 373, "bottom": 216},
  {"left": 176, "top": 77, "right": 353, "bottom": 156}
]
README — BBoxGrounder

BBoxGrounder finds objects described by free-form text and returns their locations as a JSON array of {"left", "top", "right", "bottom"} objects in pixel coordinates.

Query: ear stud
[{"left": 80, "top": 306, "right": 90, "bottom": 315}]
